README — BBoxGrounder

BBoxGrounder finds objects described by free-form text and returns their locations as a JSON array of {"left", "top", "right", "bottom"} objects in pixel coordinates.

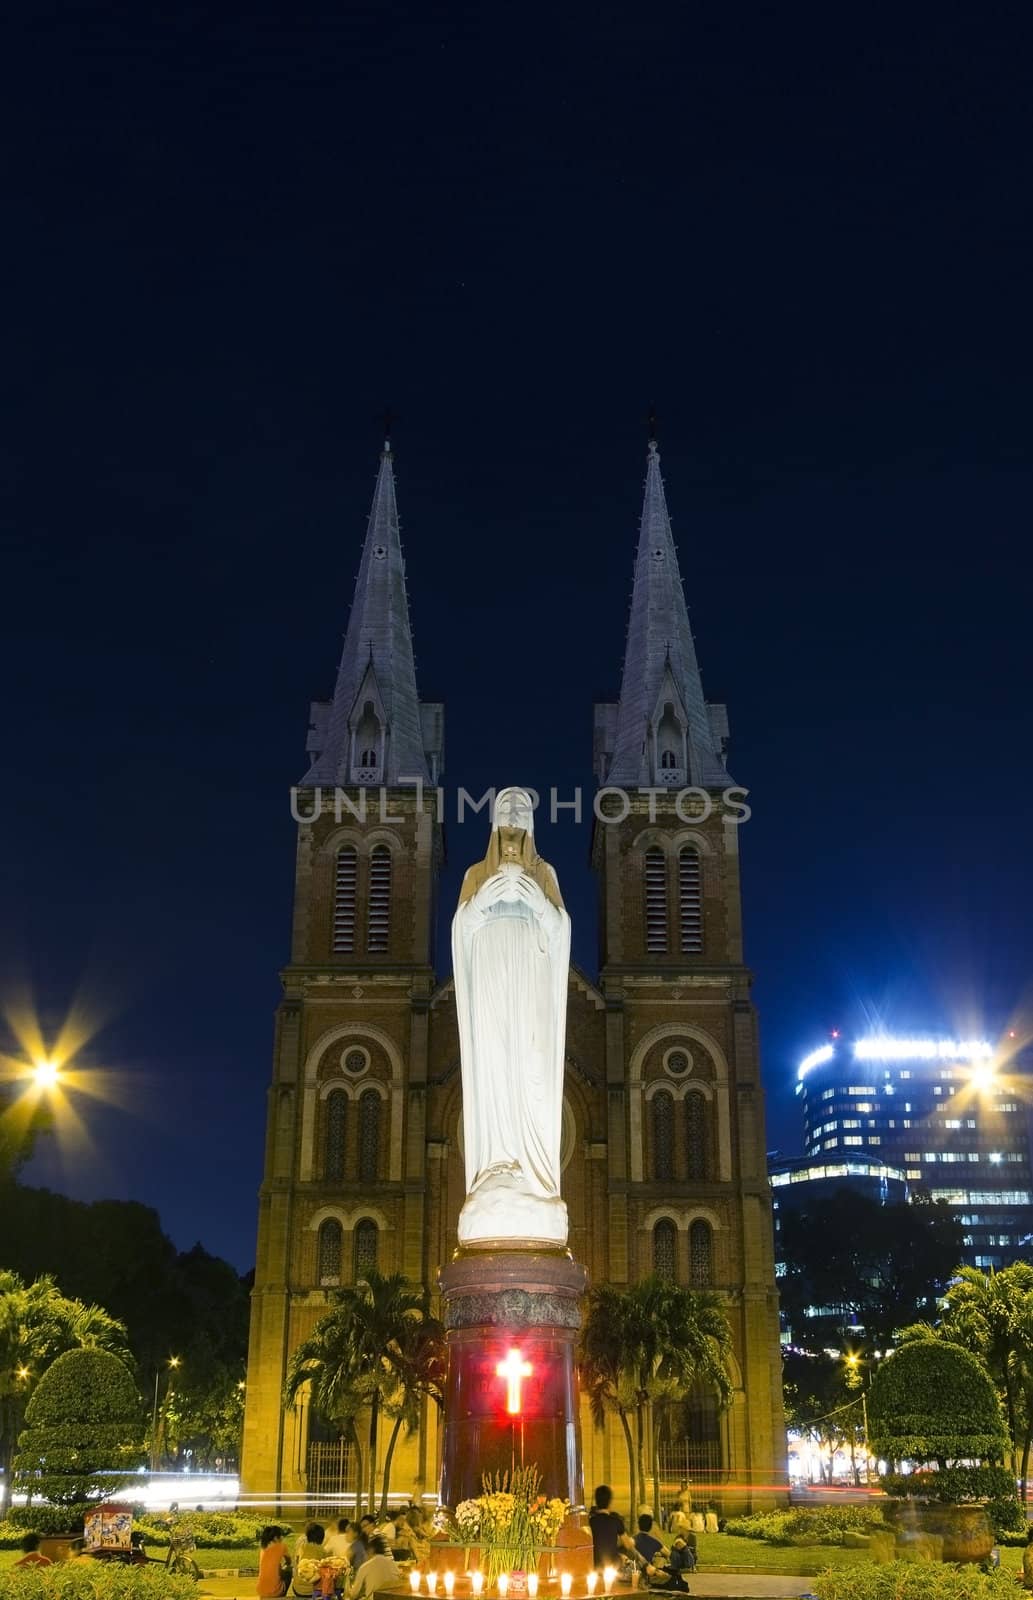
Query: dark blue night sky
[{"left": 2, "top": 3, "right": 1031, "bottom": 1268}]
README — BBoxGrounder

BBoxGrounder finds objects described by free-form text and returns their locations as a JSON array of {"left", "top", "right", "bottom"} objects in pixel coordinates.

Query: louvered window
[
  {"left": 689, "top": 1219, "right": 713, "bottom": 1287},
  {"left": 645, "top": 847, "right": 668, "bottom": 952},
  {"left": 686, "top": 1092, "right": 708, "bottom": 1180},
  {"left": 324, "top": 1091, "right": 347, "bottom": 1181},
  {"left": 317, "top": 1219, "right": 343, "bottom": 1285},
  {"left": 333, "top": 847, "right": 357, "bottom": 952},
  {"left": 679, "top": 846, "right": 703, "bottom": 953},
  {"left": 653, "top": 1219, "right": 676, "bottom": 1281},
  {"left": 354, "top": 1218, "right": 379, "bottom": 1276},
  {"left": 653, "top": 1090, "right": 674, "bottom": 1181},
  {"left": 367, "top": 845, "right": 391, "bottom": 952},
  {"left": 358, "top": 1089, "right": 381, "bottom": 1182}
]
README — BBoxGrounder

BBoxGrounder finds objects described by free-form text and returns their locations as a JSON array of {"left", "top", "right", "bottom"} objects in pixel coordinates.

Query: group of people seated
[
  {"left": 588, "top": 1486, "right": 701, "bottom": 1591},
  {"left": 259, "top": 1502, "right": 433, "bottom": 1598}
]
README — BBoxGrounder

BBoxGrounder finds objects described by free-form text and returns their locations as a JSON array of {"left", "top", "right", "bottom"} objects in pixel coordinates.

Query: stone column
[{"left": 438, "top": 1250, "right": 588, "bottom": 1509}]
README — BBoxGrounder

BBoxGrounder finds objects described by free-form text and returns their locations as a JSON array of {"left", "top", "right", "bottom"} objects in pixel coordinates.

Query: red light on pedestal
[{"left": 496, "top": 1347, "right": 533, "bottom": 1414}]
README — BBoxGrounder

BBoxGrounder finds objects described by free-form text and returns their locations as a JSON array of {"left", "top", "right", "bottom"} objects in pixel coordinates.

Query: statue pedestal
[{"left": 438, "top": 1249, "right": 588, "bottom": 1509}]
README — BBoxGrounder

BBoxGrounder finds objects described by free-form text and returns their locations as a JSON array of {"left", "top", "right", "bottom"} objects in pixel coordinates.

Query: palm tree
[
  {"left": 579, "top": 1275, "right": 732, "bottom": 1518},
  {"left": 580, "top": 1285, "right": 641, "bottom": 1513},
  {"left": 0, "top": 1271, "right": 129, "bottom": 1481},
  {"left": 378, "top": 1313, "right": 446, "bottom": 1515},
  {"left": 284, "top": 1269, "right": 444, "bottom": 1516}
]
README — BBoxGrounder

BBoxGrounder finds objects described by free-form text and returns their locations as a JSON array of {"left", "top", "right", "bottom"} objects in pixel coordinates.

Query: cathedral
[{"left": 240, "top": 438, "right": 786, "bottom": 1512}]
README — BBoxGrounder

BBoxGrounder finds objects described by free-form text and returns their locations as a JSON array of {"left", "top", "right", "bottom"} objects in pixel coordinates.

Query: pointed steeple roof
[
  {"left": 604, "top": 441, "right": 731, "bottom": 787},
  {"left": 302, "top": 442, "right": 435, "bottom": 786}
]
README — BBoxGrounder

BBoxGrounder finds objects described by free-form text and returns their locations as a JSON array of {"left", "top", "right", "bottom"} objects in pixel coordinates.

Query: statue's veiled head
[{"left": 493, "top": 786, "right": 535, "bottom": 837}]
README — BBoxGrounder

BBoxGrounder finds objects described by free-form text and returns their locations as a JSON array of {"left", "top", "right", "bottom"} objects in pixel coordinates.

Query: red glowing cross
[{"left": 496, "top": 1348, "right": 533, "bottom": 1414}]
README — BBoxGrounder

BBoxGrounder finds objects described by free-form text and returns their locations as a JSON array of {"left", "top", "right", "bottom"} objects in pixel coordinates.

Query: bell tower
[
  {"left": 590, "top": 439, "right": 786, "bottom": 1504},
  {"left": 241, "top": 440, "right": 444, "bottom": 1504}
]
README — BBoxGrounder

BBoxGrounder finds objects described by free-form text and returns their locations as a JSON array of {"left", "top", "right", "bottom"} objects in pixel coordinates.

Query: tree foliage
[
  {"left": 579, "top": 1274, "right": 732, "bottom": 1516},
  {"left": 0, "top": 1270, "right": 128, "bottom": 1483},
  {"left": 13, "top": 1346, "right": 145, "bottom": 1521},
  {"left": 868, "top": 1340, "right": 1008, "bottom": 1477},
  {"left": 284, "top": 1269, "right": 445, "bottom": 1515},
  {"left": 778, "top": 1190, "right": 962, "bottom": 1345}
]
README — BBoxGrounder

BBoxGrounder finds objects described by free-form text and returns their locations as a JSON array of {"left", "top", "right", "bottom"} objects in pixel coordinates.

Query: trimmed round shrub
[
  {"left": 12, "top": 1347, "right": 145, "bottom": 1525},
  {"left": 868, "top": 1342, "right": 1008, "bottom": 1466}
]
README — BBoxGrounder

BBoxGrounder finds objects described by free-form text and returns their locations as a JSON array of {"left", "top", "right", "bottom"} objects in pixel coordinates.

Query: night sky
[{"left": 3, "top": 4, "right": 1031, "bottom": 1271}]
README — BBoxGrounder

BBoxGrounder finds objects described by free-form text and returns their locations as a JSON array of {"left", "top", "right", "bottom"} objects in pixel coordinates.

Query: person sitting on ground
[
  {"left": 323, "top": 1519, "right": 354, "bottom": 1560},
  {"left": 257, "top": 1525, "right": 290, "bottom": 1598},
  {"left": 291, "top": 1522, "right": 326, "bottom": 1597},
  {"left": 665, "top": 1536, "right": 697, "bottom": 1589},
  {"left": 634, "top": 1515, "right": 664, "bottom": 1565},
  {"left": 14, "top": 1532, "right": 52, "bottom": 1568},
  {"left": 403, "top": 1506, "right": 430, "bottom": 1563},
  {"left": 374, "top": 1510, "right": 397, "bottom": 1542},
  {"left": 348, "top": 1533, "right": 401, "bottom": 1600},
  {"left": 588, "top": 1485, "right": 629, "bottom": 1569}
]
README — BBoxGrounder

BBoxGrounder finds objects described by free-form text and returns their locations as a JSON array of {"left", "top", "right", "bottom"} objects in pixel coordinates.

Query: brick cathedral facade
[{"left": 241, "top": 440, "right": 786, "bottom": 1510}]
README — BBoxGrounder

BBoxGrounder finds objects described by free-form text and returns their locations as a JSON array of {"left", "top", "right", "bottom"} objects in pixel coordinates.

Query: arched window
[
  {"left": 653, "top": 1090, "right": 674, "bottom": 1181},
  {"left": 317, "top": 1218, "right": 343, "bottom": 1285},
  {"left": 660, "top": 749, "right": 676, "bottom": 769},
  {"left": 685, "top": 1091, "right": 708, "bottom": 1181},
  {"left": 324, "top": 1090, "right": 347, "bottom": 1181},
  {"left": 679, "top": 846, "right": 703, "bottom": 953},
  {"left": 689, "top": 1219, "right": 713, "bottom": 1287},
  {"left": 358, "top": 1089, "right": 381, "bottom": 1182},
  {"left": 359, "top": 748, "right": 377, "bottom": 766},
  {"left": 354, "top": 1218, "right": 379, "bottom": 1277},
  {"left": 645, "top": 847, "right": 668, "bottom": 952},
  {"left": 367, "top": 846, "right": 391, "bottom": 952},
  {"left": 354, "top": 702, "right": 381, "bottom": 775},
  {"left": 333, "top": 847, "right": 358, "bottom": 952},
  {"left": 653, "top": 1218, "right": 677, "bottom": 1281}
]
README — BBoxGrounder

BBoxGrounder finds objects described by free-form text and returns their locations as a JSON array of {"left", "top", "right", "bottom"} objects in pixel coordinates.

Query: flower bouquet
[
  {"left": 439, "top": 1467, "right": 569, "bottom": 1586},
  {"left": 297, "top": 1554, "right": 351, "bottom": 1597}
]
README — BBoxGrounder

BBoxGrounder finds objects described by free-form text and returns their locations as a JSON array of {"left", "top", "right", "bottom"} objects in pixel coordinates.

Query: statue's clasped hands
[{"left": 476, "top": 866, "right": 548, "bottom": 912}]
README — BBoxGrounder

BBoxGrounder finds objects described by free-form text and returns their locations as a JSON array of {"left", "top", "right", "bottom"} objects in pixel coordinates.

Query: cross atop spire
[
  {"left": 301, "top": 442, "right": 443, "bottom": 787},
  {"left": 596, "top": 441, "right": 731, "bottom": 788}
]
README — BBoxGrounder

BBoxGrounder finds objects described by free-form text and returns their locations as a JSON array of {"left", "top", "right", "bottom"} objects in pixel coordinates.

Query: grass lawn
[{"left": 694, "top": 1533, "right": 863, "bottom": 1575}]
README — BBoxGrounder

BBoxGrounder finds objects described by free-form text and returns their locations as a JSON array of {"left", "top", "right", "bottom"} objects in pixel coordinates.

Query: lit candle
[
  {"left": 527, "top": 1577, "right": 538, "bottom": 1599},
  {"left": 560, "top": 1577, "right": 572, "bottom": 1598},
  {"left": 498, "top": 1575, "right": 509, "bottom": 1599},
  {"left": 471, "top": 1575, "right": 484, "bottom": 1598},
  {"left": 602, "top": 1568, "right": 617, "bottom": 1595},
  {"left": 410, "top": 1574, "right": 422, "bottom": 1596},
  {"left": 444, "top": 1574, "right": 455, "bottom": 1598},
  {"left": 426, "top": 1576, "right": 438, "bottom": 1597},
  {"left": 585, "top": 1575, "right": 598, "bottom": 1597}
]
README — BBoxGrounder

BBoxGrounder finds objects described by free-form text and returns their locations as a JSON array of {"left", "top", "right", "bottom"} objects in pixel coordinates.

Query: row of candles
[{"left": 409, "top": 1570, "right": 619, "bottom": 1597}]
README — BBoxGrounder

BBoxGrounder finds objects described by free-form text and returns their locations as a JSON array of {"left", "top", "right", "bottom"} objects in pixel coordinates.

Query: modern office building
[{"left": 795, "top": 1035, "right": 1033, "bottom": 1270}]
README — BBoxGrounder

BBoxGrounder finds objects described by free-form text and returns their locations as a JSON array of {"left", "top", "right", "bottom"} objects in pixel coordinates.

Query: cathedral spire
[
  {"left": 302, "top": 441, "right": 442, "bottom": 786},
  {"left": 598, "top": 440, "right": 731, "bottom": 788}
]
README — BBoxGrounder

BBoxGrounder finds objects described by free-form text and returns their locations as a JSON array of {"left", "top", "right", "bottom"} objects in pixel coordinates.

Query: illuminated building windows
[
  {"left": 689, "top": 1219, "right": 713, "bottom": 1287},
  {"left": 332, "top": 846, "right": 358, "bottom": 952},
  {"left": 324, "top": 1090, "right": 347, "bottom": 1180},
  {"left": 679, "top": 846, "right": 703, "bottom": 953},
  {"left": 367, "top": 845, "right": 392, "bottom": 952},
  {"left": 653, "top": 1090, "right": 675, "bottom": 1181},
  {"left": 358, "top": 1089, "right": 381, "bottom": 1182},
  {"left": 353, "top": 1217, "right": 378, "bottom": 1276},
  {"left": 645, "top": 847, "right": 668, "bottom": 952},
  {"left": 653, "top": 1218, "right": 677, "bottom": 1280},
  {"left": 685, "top": 1091, "right": 708, "bottom": 1180},
  {"left": 317, "top": 1218, "right": 343, "bottom": 1286}
]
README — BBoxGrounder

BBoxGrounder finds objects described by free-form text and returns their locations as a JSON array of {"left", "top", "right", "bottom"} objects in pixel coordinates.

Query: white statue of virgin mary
[{"left": 452, "top": 786, "right": 571, "bottom": 1247}]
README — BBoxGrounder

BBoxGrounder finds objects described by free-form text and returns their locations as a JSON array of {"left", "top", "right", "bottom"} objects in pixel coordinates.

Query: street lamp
[
  {"left": 150, "top": 1357, "right": 180, "bottom": 1472},
  {"left": 32, "top": 1059, "right": 60, "bottom": 1088}
]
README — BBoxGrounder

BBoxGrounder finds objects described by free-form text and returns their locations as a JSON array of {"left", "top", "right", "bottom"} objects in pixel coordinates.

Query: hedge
[
  {"left": 0, "top": 1569, "right": 197, "bottom": 1600},
  {"left": 723, "top": 1505, "right": 890, "bottom": 1546},
  {"left": 813, "top": 1562, "right": 1016, "bottom": 1600}
]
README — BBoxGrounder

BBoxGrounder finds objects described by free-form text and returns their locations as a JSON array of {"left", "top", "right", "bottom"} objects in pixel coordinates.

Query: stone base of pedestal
[{"left": 438, "top": 1249, "right": 588, "bottom": 1510}]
